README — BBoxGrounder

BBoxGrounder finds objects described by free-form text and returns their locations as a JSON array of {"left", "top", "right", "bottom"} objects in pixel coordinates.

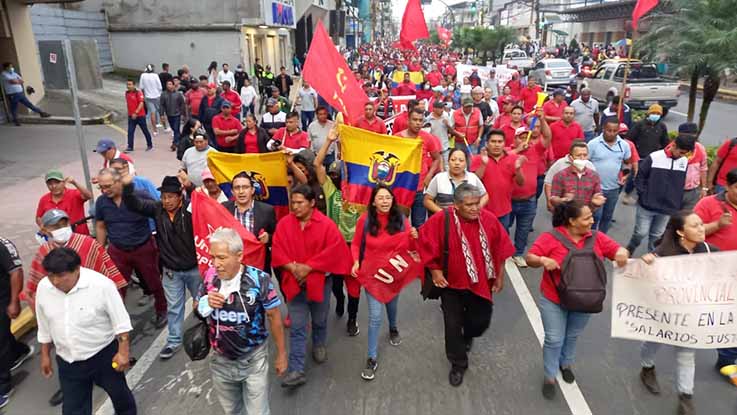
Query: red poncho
[
  {"left": 272, "top": 210, "right": 353, "bottom": 302},
  {"left": 419, "top": 207, "right": 514, "bottom": 302}
]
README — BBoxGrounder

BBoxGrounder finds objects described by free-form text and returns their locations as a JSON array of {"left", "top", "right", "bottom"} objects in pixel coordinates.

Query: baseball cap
[
  {"left": 553, "top": 88, "right": 566, "bottom": 97},
  {"left": 41, "top": 209, "right": 69, "bottom": 227},
  {"left": 462, "top": 98, "right": 474, "bottom": 107},
  {"left": 503, "top": 96, "right": 516, "bottom": 104},
  {"left": 328, "top": 160, "right": 344, "bottom": 175},
  {"left": 618, "top": 123, "right": 629, "bottom": 134},
  {"left": 200, "top": 168, "right": 215, "bottom": 182},
  {"left": 678, "top": 122, "right": 698, "bottom": 135},
  {"left": 45, "top": 169, "right": 64, "bottom": 182},
  {"left": 433, "top": 100, "right": 445, "bottom": 109},
  {"left": 648, "top": 104, "right": 663, "bottom": 114},
  {"left": 515, "top": 126, "right": 530, "bottom": 136},
  {"left": 95, "top": 138, "right": 116, "bottom": 153},
  {"left": 221, "top": 101, "right": 232, "bottom": 108},
  {"left": 266, "top": 97, "right": 279, "bottom": 107},
  {"left": 207, "top": 82, "right": 217, "bottom": 89}
]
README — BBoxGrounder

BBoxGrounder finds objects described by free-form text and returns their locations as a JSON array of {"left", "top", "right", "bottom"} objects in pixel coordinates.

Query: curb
[
  {"left": 17, "top": 111, "right": 115, "bottom": 126},
  {"left": 679, "top": 82, "right": 737, "bottom": 98},
  {"left": 11, "top": 307, "right": 36, "bottom": 339}
]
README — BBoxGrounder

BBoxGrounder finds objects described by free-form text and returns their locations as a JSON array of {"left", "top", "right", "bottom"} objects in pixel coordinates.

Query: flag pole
[{"left": 617, "top": 26, "right": 636, "bottom": 123}]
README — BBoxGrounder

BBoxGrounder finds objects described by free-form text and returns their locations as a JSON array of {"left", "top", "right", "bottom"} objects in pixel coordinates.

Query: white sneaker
[
  {"left": 622, "top": 194, "right": 636, "bottom": 205},
  {"left": 512, "top": 256, "right": 528, "bottom": 268},
  {"left": 156, "top": 123, "right": 164, "bottom": 129},
  {"left": 164, "top": 127, "right": 172, "bottom": 133},
  {"left": 152, "top": 130, "right": 158, "bottom": 136}
]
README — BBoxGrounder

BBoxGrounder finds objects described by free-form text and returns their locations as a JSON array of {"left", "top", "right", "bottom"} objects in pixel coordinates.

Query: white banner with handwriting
[{"left": 611, "top": 251, "right": 737, "bottom": 349}]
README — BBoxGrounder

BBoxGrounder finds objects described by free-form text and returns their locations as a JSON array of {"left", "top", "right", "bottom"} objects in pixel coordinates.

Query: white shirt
[
  {"left": 138, "top": 72, "right": 162, "bottom": 99},
  {"left": 217, "top": 70, "right": 236, "bottom": 88},
  {"left": 181, "top": 146, "right": 212, "bottom": 187},
  {"left": 36, "top": 267, "right": 132, "bottom": 363},
  {"left": 240, "top": 85, "right": 258, "bottom": 107}
]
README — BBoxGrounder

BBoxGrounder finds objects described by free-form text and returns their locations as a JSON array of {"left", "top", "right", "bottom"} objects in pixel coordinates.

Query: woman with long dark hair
[
  {"left": 350, "top": 184, "right": 417, "bottom": 381},
  {"left": 176, "top": 118, "right": 202, "bottom": 160},
  {"left": 235, "top": 114, "right": 270, "bottom": 154},
  {"left": 638, "top": 212, "right": 718, "bottom": 415},
  {"left": 207, "top": 61, "right": 218, "bottom": 85}
]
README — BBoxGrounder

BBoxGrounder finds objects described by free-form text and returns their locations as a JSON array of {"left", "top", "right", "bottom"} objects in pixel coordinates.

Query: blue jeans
[
  {"left": 497, "top": 213, "right": 511, "bottom": 234},
  {"left": 593, "top": 188, "right": 620, "bottom": 234},
  {"left": 510, "top": 198, "right": 537, "bottom": 256},
  {"left": 300, "top": 110, "right": 315, "bottom": 131},
  {"left": 210, "top": 344, "right": 270, "bottom": 415},
  {"left": 411, "top": 190, "right": 427, "bottom": 228},
  {"left": 539, "top": 296, "right": 591, "bottom": 381},
  {"left": 718, "top": 348, "right": 737, "bottom": 367},
  {"left": 583, "top": 130, "right": 596, "bottom": 142},
  {"left": 626, "top": 205, "right": 669, "bottom": 255},
  {"left": 715, "top": 184, "right": 725, "bottom": 194},
  {"left": 287, "top": 277, "right": 331, "bottom": 373},
  {"left": 8, "top": 92, "right": 43, "bottom": 122},
  {"left": 366, "top": 292, "right": 399, "bottom": 360},
  {"left": 127, "top": 116, "right": 153, "bottom": 149},
  {"left": 162, "top": 267, "right": 202, "bottom": 347},
  {"left": 168, "top": 115, "right": 181, "bottom": 145},
  {"left": 623, "top": 172, "right": 636, "bottom": 195},
  {"left": 535, "top": 175, "right": 545, "bottom": 200},
  {"left": 641, "top": 342, "right": 694, "bottom": 394}
]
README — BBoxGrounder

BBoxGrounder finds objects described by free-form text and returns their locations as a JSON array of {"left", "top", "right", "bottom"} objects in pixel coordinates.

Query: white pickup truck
[
  {"left": 501, "top": 49, "right": 534, "bottom": 71},
  {"left": 581, "top": 60, "right": 680, "bottom": 116}
]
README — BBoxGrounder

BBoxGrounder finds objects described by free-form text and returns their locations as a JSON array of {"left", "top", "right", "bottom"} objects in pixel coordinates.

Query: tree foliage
[{"left": 451, "top": 26, "right": 517, "bottom": 64}]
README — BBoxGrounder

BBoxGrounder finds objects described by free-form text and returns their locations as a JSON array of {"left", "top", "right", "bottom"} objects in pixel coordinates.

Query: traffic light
[{"left": 470, "top": 1, "right": 477, "bottom": 12}]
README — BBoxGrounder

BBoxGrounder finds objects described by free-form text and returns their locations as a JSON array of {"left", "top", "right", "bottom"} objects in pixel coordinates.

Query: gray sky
[{"left": 392, "top": 0, "right": 469, "bottom": 21}]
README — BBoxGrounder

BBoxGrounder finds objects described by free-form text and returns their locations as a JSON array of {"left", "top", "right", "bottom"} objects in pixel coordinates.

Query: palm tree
[{"left": 639, "top": 0, "right": 737, "bottom": 130}]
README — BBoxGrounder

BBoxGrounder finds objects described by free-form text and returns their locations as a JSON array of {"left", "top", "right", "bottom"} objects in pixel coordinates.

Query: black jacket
[
  {"left": 122, "top": 183, "right": 198, "bottom": 271},
  {"left": 198, "top": 94, "right": 224, "bottom": 127},
  {"left": 221, "top": 200, "right": 276, "bottom": 271},
  {"left": 235, "top": 127, "right": 270, "bottom": 154},
  {"left": 630, "top": 119, "right": 669, "bottom": 158}
]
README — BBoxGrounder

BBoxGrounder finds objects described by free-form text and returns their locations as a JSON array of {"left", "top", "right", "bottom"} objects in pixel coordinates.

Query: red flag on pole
[
  {"left": 632, "top": 0, "right": 659, "bottom": 29},
  {"left": 302, "top": 21, "right": 368, "bottom": 123},
  {"left": 399, "top": 0, "right": 429, "bottom": 50},
  {"left": 191, "top": 190, "right": 265, "bottom": 275}
]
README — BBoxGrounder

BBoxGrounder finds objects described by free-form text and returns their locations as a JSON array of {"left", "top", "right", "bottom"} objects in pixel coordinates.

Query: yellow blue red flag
[
  {"left": 339, "top": 124, "right": 422, "bottom": 209},
  {"left": 207, "top": 150, "right": 289, "bottom": 218}
]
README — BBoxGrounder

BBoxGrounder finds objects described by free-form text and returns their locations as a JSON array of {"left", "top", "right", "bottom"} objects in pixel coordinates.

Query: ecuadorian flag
[
  {"left": 339, "top": 124, "right": 422, "bottom": 209},
  {"left": 207, "top": 150, "right": 290, "bottom": 218}
]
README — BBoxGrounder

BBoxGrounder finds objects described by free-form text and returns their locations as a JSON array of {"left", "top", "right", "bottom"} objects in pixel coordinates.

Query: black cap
[
  {"left": 158, "top": 176, "right": 182, "bottom": 194},
  {"left": 678, "top": 122, "right": 698, "bottom": 135}
]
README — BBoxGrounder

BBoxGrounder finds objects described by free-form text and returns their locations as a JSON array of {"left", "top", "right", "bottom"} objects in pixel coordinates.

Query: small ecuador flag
[
  {"left": 339, "top": 124, "right": 422, "bottom": 210},
  {"left": 207, "top": 150, "right": 290, "bottom": 218}
]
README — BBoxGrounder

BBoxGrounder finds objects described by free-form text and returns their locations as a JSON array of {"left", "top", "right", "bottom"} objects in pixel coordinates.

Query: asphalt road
[{"left": 2, "top": 103, "right": 736, "bottom": 414}]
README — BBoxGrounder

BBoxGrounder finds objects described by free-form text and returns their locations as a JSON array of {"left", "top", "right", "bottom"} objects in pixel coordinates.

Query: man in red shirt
[
  {"left": 353, "top": 102, "right": 387, "bottom": 134},
  {"left": 471, "top": 129, "right": 525, "bottom": 231},
  {"left": 211, "top": 102, "right": 242, "bottom": 152},
  {"left": 549, "top": 106, "right": 584, "bottom": 160},
  {"left": 395, "top": 73, "right": 416, "bottom": 96},
  {"left": 708, "top": 138, "right": 737, "bottom": 194},
  {"left": 519, "top": 77, "right": 543, "bottom": 114},
  {"left": 269, "top": 111, "right": 310, "bottom": 152},
  {"left": 501, "top": 105, "right": 525, "bottom": 147},
  {"left": 220, "top": 80, "right": 242, "bottom": 120},
  {"left": 390, "top": 99, "right": 419, "bottom": 135},
  {"left": 96, "top": 138, "right": 136, "bottom": 175},
  {"left": 452, "top": 98, "right": 484, "bottom": 153},
  {"left": 394, "top": 108, "right": 442, "bottom": 227},
  {"left": 543, "top": 89, "right": 568, "bottom": 123},
  {"left": 493, "top": 96, "right": 515, "bottom": 129},
  {"left": 185, "top": 79, "right": 205, "bottom": 118},
  {"left": 36, "top": 170, "right": 93, "bottom": 235},
  {"left": 124, "top": 80, "right": 153, "bottom": 152},
  {"left": 425, "top": 65, "right": 443, "bottom": 87}
]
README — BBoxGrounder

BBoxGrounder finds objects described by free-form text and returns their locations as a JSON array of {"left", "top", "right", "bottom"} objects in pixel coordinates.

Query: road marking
[
  {"left": 105, "top": 122, "right": 127, "bottom": 137},
  {"left": 670, "top": 110, "right": 688, "bottom": 117},
  {"left": 505, "top": 259, "right": 594, "bottom": 415},
  {"left": 95, "top": 302, "right": 193, "bottom": 415}
]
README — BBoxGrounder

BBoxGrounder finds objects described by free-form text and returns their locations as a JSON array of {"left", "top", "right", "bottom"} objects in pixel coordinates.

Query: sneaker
[
  {"left": 169, "top": 144, "right": 176, "bottom": 151},
  {"left": 347, "top": 318, "right": 360, "bottom": 336},
  {"left": 13, "top": 121, "right": 20, "bottom": 126},
  {"left": 677, "top": 393, "right": 694, "bottom": 415},
  {"left": 542, "top": 381, "right": 556, "bottom": 400},
  {"left": 48, "top": 389, "right": 63, "bottom": 407},
  {"left": 152, "top": 130, "right": 159, "bottom": 136},
  {"left": 512, "top": 256, "right": 528, "bottom": 268},
  {"left": 389, "top": 328, "right": 402, "bottom": 346},
  {"left": 159, "top": 345, "right": 180, "bottom": 360},
  {"left": 312, "top": 345, "right": 327, "bottom": 364},
  {"left": 281, "top": 371, "right": 306, "bottom": 388},
  {"left": 560, "top": 366, "right": 575, "bottom": 384},
  {"left": 622, "top": 194, "right": 636, "bottom": 205},
  {"left": 146, "top": 146, "right": 154, "bottom": 152},
  {"left": 640, "top": 366, "right": 661, "bottom": 395},
  {"left": 464, "top": 337, "right": 473, "bottom": 352},
  {"left": 40, "top": 112, "right": 51, "bottom": 118},
  {"left": 137, "top": 294, "right": 150, "bottom": 306},
  {"left": 449, "top": 367, "right": 464, "bottom": 387},
  {"left": 10, "top": 345, "right": 34, "bottom": 372},
  {"left": 361, "top": 358, "right": 378, "bottom": 381},
  {"left": 153, "top": 314, "right": 168, "bottom": 329},
  {"left": 164, "top": 127, "right": 172, "bottom": 133},
  {"left": 124, "top": 147, "right": 134, "bottom": 153},
  {"left": 718, "top": 364, "right": 737, "bottom": 387},
  {"left": 0, "top": 389, "right": 14, "bottom": 409}
]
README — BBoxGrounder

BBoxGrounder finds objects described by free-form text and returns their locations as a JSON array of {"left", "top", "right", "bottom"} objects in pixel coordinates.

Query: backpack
[{"left": 549, "top": 230, "right": 607, "bottom": 313}]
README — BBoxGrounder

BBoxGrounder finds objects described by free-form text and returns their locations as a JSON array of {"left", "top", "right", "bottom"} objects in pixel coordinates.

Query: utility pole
[{"left": 534, "top": 0, "right": 541, "bottom": 40}]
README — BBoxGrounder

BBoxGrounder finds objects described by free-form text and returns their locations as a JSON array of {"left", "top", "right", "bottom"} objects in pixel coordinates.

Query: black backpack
[{"left": 549, "top": 230, "right": 607, "bottom": 313}]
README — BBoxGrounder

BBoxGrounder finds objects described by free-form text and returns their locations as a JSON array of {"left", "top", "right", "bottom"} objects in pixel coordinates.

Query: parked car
[
  {"left": 530, "top": 59, "right": 576, "bottom": 89},
  {"left": 581, "top": 60, "right": 680, "bottom": 116},
  {"left": 501, "top": 49, "right": 534, "bottom": 71}
]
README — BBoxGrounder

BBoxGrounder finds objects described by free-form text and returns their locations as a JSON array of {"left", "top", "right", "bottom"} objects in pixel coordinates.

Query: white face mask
[
  {"left": 51, "top": 226, "right": 73, "bottom": 244},
  {"left": 572, "top": 159, "right": 587, "bottom": 171}
]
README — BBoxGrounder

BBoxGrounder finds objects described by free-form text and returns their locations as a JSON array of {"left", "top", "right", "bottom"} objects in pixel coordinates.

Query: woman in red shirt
[
  {"left": 235, "top": 114, "right": 269, "bottom": 154},
  {"left": 526, "top": 201, "right": 628, "bottom": 399},
  {"left": 350, "top": 184, "right": 417, "bottom": 381}
]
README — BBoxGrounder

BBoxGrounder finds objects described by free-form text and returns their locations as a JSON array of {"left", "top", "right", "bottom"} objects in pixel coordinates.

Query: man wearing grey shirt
[
  {"left": 181, "top": 132, "right": 212, "bottom": 187},
  {"left": 1, "top": 62, "right": 50, "bottom": 126},
  {"left": 569, "top": 88, "right": 600, "bottom": 142},
  {"left": 426, "top": 100, "right": 460, "bottom": 170},
  {"left": 308, "top": 107, "right": 335, "bottom": 167},
  {"left": 297, "top": 81, "right": 319, "bottom": 130}
]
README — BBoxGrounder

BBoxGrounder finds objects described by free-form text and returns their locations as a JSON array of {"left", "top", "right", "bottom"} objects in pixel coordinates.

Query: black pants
[
  {"left": 332, "top": 276, "right": 359, "bottom": 319},
  {"left": 0, "top": 309, "right": 30, "bottom": 394},
  {"left": 440, "top": 288, "right": 493, "bottom": 370},
  {"left": 57, "top": 341, "right": 136, "bottom": 415}
]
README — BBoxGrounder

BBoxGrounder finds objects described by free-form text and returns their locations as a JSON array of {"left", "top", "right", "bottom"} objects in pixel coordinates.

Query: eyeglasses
[{"left": 98, "top": 184, "right": 114, "bottom": 190}]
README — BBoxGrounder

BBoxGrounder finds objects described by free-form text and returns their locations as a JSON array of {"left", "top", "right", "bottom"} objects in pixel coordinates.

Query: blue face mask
[{"left": 647, "top": 114, "right": 661, "bottom": 123}]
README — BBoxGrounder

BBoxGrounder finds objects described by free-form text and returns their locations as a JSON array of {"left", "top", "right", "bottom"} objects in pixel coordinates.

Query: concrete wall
[
  {"left": 102, "top": 0, "right": 263, "bottom": 28},
  {"left": 30, "top": 5, "right": 113, "bottom": 72},
  {"left": 4, "top": 1, "right": 45, "bottom": 103},
  {"left": 109, "top": 30, "right": 242, "bottom": 74}
]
